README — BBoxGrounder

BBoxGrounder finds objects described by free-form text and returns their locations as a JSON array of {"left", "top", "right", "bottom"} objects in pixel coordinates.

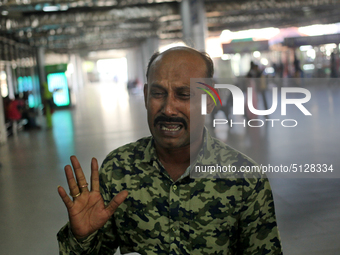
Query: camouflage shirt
[{"left": 57, "top": 130, "right": 282, "bottom": 255}]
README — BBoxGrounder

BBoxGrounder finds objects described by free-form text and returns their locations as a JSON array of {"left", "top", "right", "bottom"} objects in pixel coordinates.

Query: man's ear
[
  {"left": 206, "top": 94, "right": 216, "bottom": 114},
  {"left": 143, "top": 84, "right": 148, "bottom": 108}
]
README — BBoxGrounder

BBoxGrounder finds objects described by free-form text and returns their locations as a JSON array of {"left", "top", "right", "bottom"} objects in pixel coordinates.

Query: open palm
[{"left": 58, "top": 156, "right": 128, "bottom": 240}]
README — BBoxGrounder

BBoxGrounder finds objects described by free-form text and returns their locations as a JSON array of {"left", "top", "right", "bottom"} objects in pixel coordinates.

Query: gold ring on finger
[
  {"left": 79, "top": 183, "right": 88, "bottom": 189},
  {"left": 70, "top": 192, "right": 81, "bottom": 198}
]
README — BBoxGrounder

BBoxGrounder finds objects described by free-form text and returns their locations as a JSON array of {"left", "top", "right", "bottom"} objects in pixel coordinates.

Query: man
[{"left": 57, "top": 47, "right": 282, "bottom": 254}]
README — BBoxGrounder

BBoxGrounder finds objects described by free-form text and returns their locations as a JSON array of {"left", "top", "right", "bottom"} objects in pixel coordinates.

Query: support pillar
[
  {"left": 6, "top": 64, "right": 14, "bottom": 99},
  {"left": 141, "top": 37, "right": 159, "bottom": 83},
  {"left": 36, "top": 47, "right": 46, "bottom": 86},
  {"left": 69, "top": 54, "right": 84, "bottom": 94},
  {"left": 127, "top": 37, "right": 159, "bottom": 85},
  {"left": 75, "top": 54, "right": 84, "bottom": 90},
  {"left": 180, "top": 0, "right": 207, "bottom": 51},
  {"left": 126, "top": 47, "right": 144, "bottom": 85},
  {"left": 0, "top": 64, "right": 7, "bottom": 144}
]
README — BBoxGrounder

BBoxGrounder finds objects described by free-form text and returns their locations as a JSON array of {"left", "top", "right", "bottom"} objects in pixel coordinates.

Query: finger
[
  {"left": 57, "top": 185, "right": 74, "bottom": 210},
  {"left": 70, "top": 156, "right": 89, "bottom": 194},
  {"left": 105, "top": 190, "right": 128, "bottom": 216},
  {"left": 91, "top": 157, "right": 100, "bottom": 192},
  {"left": 65, "top": 164, "right": 80, "bottom": 198}
]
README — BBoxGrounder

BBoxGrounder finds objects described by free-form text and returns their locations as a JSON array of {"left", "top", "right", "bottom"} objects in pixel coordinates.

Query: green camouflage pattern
[{"left": 57, "top": 130, "right": 282, "bottom": 255}]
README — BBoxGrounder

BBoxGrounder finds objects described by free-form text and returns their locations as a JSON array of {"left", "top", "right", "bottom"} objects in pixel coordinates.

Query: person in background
[
  {"left": 246, "top": 61, "right": 269, "bottom": 119},
  {"left": 21, "top": 92, "right": 41, "bottom": 130},
  {"left": 41, "top": 82, "right": 54, "bottom": 129},
  {"left": 330, "top": 52, "right": 338, "bottom": 78},
  {"left": 5, "top": 94, "right": 24, "bottom": 136}
]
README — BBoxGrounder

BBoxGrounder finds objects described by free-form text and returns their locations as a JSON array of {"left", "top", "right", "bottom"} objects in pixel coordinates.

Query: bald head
[
  {"left": 143, "top": 46, "right": 214, "bottom": 152},
  {"left": 146, "top": 46, "right": 214, "bottom": 82}
]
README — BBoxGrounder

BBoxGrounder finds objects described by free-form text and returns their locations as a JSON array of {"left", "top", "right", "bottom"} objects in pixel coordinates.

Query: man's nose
[{"left": 162, "top": 95, "right": 178, "bottom": 116}]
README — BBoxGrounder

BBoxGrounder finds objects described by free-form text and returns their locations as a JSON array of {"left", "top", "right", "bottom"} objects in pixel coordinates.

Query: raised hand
[{"left": 57, "top": 156, "right": 128, "bottom": 240}]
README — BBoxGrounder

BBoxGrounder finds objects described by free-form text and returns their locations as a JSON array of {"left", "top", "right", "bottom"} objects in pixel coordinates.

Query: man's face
[{"left": 144, "top": 49, "right": 211, "bottom": 150}]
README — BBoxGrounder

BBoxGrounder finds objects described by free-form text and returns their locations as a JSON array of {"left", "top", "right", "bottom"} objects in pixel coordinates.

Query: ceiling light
[
  {"left": 299, "top": 45, "right": 312, "bottom": 51},
  {"left": 42, "top": 4, "right": 68, "bottom": 12},
  {"left": 253, "top": 51, "right": 261, "bottom": 58},
  {"left": 31, "top": 18, "right": 39, "bottom": 28},
  {"left": 60, "top": 5, "right": 69, "bottom": 11},
  {"left": 43, "top": 6, "right": 59, "bottom": 12},
  {"left": 298, "top": 23, "right": 338, "bottom": 36},
  {"left": 221, "top": 27, "right": 280, "bottom": 41},
  {"left": 221, "top": 54, "right": 231, "bottom": 60},
  {"left": 260, "top": 58, "right": 269, "bottom": 66}
]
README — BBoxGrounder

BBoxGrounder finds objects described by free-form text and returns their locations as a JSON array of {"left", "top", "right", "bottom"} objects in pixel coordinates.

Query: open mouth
[
  {"left": 154, "top": 116, "right": 187, "bottom": 131},
  {"left": 160, "top": 124, "right": 182, "bottom": 132}
]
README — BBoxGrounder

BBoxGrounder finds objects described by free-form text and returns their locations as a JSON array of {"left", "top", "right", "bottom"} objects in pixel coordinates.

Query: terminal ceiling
[{"left": 1, "top": 0, "right": 340, "bottom": 54}]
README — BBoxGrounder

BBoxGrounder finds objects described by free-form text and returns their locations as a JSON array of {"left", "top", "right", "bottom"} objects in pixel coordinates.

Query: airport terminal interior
[{"left": 1, "top": 0, "right": 340, "bottom": 254}]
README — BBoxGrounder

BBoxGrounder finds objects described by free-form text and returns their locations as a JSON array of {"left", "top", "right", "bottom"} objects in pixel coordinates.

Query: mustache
[{"left": 154, "top": 116, "right": 188, "bottom": 129}]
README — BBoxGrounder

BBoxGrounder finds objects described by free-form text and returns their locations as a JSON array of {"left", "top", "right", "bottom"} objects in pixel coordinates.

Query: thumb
[{"left": 105, "top": 190, "right": 128, "bottom": 215}]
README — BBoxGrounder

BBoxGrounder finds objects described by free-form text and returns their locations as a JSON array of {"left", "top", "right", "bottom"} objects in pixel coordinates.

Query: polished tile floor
[{"left": 0, "top": 81, "right": 339, "bottom": 255}]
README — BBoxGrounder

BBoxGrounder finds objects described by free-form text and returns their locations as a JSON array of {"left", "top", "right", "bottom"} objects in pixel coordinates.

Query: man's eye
[
  {"left": 178, "top": 93, "right": 193, "bottom": 98},
  {"left": 151, "top": 91, "right": 165, "bottom": 97}
]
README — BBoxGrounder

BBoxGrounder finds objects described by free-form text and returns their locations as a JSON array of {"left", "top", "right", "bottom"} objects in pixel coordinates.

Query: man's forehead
[
  {"left": 148, "top": 80, "right": 211, "bottom": 95},
  {"left": 148, "top": 52, "right": 206, "bottom": 82},
  {"left": 153, "top": 48, "right": 204, "bottom": 66},
  {"left": 149, "top": 82, "right": 191, "bottom": 89}
]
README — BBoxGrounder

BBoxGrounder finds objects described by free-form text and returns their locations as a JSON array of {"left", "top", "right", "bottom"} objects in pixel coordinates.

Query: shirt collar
[
  {"left": 140, "top": 137, "right": 158, "bottom": 163},
  {"left": 195, "top": 127, "right": 217, "bottom": 166},
  {"left": 140, "top": 127, "right": 215, "bottom": 166}
]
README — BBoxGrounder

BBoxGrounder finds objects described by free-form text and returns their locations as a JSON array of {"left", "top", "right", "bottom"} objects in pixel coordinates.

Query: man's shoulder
[
  {"left": 112, "top": 136, "right": 151, "bottom": 154},
  {"left": 208, "top": 135, "right": 258, "bottom": 167},
  {"left": 101, "top": 136, "right": 152, "bottom": 166}
]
